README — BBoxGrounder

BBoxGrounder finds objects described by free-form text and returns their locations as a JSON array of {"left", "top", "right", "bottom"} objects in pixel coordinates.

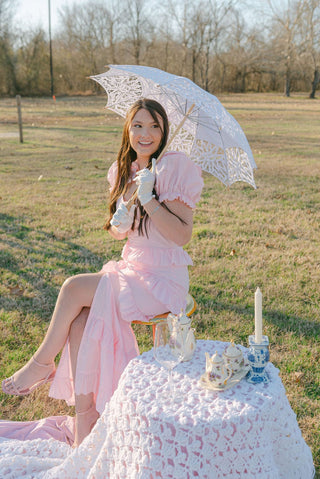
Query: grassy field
[{"left": 0, "top": 93, "right": 319, "bottom": 474}]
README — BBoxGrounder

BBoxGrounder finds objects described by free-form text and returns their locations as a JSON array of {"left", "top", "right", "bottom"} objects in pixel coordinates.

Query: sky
[
  {"left": 16, "top": 0, "right": 88, "bottom": 33},
  {"left": 15, "top": 0, "right": 286, "bottom": 35}
]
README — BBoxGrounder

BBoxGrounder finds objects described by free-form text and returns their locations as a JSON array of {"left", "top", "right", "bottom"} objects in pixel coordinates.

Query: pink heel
[{"left": 2, "top": 356, "right": 56, "bottom": 396}]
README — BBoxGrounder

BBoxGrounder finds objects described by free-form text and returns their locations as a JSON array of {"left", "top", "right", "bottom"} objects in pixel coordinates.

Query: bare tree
[
  {"left": 203, "top": 0, "right": 237, "bottom": 92},
  {"left": 15, "top": 28, "right": 50, "bottom": 95},
  {"left": 56, "top": 0, "right": 123, "bottom": 92},
  {"left": 1, "top": 0, "right": 319, "bottom": 97},
  {"left": 300, "top": 0, "right": 320, "bottom": 98},
  {"left": 121, "top": 0, "right": 154, "bottom": 65},
  {"left": 103, "top": 0, "right": 123, "bottom": 64},
  {"left": 164, "top": 0, "right": 196, "bottom": 77},
  {"left": 266, "top": 0, "right": 305, "bottom": 97},
  {"left": 0, "top": 0, "right": 18, "bottom": 95},
  {"left": 152, "top": 12, "right": 174, "bottom": 72},
  {"left": 224, "top": 4, "right": 279, "bottom": 93}
]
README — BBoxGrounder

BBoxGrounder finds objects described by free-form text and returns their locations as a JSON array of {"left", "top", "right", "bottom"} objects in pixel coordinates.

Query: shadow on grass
[
  {"left": 190, "top": 285, "right": 320, "bottom": 340},
  {"left": 0, "top": 212, "right": 105, "bottom": 321}
]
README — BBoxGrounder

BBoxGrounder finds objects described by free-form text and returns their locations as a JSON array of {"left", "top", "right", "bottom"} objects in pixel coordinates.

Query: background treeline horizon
[{"left": 1, "top": 0, "right": 320, "bottom": 98}]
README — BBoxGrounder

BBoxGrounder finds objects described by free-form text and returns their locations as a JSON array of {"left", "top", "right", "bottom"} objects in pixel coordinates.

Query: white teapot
[
  {"left": 205, "top": 351, "right": 232, "bottom": 387},
  {"left": 167, "top": 310, "right": 196, "bottom": 362}
]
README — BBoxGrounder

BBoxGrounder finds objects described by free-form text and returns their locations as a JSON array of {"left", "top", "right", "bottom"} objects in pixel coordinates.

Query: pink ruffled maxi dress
[{"left": 49, "top": 151, "right": 204, "bottom": 414}]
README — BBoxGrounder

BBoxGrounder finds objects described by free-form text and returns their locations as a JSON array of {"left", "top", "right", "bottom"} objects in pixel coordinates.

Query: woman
[{"left": 1, "top": 98, "right": 203, "bottom": 446}]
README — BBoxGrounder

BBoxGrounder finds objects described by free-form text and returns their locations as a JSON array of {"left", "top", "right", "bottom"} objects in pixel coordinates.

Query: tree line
[{"left": 1, "top": 0, "right": 319, "bottom": 98}]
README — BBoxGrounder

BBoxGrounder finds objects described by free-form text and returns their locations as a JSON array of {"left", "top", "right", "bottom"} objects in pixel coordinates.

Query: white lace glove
[
  {"left": 110, "top": 203, "right": 136, "bottom": 233},
  {"left": 133, "top": 158, "right": 156, "bottom": 206}
]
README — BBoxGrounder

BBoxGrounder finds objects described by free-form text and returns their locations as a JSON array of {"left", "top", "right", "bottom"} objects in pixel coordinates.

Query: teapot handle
[{"left": 225, "top": 365, "right": 233, "bottom": 382}]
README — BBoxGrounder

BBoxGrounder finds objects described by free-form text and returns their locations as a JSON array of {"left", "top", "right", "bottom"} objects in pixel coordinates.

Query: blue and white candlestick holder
[{"left": 246, "top": 335, "right": 270, "bottom": 384}]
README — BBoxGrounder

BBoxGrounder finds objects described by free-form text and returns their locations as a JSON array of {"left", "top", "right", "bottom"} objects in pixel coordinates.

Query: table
[
  {"left": 73, "top": 340, "right": 314, "bottom": 478},
  {"left": 0, "top": 340, "right": 315, "bottom": 478}
]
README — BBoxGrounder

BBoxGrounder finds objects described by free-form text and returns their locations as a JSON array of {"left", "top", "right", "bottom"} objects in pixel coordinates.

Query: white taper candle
[{"left": 254, "top": 287, "right": 263, "bottom": 343}]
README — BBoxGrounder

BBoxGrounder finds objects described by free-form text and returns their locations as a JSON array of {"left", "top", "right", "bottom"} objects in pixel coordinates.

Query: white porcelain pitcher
[{"left": 167, "top": 310, "right": 196, "bottom": 362}]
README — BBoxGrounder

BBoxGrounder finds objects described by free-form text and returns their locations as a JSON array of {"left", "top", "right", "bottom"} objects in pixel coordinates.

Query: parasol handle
[
  {"left": 155, "top": 102, "right": 195, "bottom": 164},
  {"left": 126, "top": 103, "right": 195, "bottom": 208}
]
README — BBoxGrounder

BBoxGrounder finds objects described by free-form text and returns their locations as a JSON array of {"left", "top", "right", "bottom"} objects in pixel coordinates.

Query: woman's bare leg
[
  {"left": 69, "top": 307, "right": 99, "bottom": 447},
  {"left": 2, "top": 273, "right": 103, "bottom": 393},
  {"left": 69, "top": 307, "right": 90, "bottom": 382},
  {"left": 36, "top": 273, "right": 103, "bottom": 362},
  {"left": 73, "top": 392, "right": 99, "bottom": 447}
]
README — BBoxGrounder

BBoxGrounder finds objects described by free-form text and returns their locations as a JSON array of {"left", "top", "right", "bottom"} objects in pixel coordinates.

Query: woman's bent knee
[
  {"left": 60, "top": 273, "right": 103, "bottom": 307},
  {"left": 62, "top": 275, "right": 80, "bottom": 292}
]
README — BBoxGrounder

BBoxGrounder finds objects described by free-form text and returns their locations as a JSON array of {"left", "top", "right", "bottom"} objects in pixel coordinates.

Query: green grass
[{"left": 0, "top": 94, "right": 319, "bottom": 473}]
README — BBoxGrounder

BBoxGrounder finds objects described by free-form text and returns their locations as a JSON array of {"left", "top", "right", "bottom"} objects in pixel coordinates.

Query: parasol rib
[{"left": 90, "top": 65, "right": 257, "bottom": 189}]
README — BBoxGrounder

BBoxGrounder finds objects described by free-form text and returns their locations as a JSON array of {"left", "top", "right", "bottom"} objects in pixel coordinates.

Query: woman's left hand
[
  {"left": 110, "top": 203, "right": 136, "bottom": 233},
  {"left": 133, "top": 158, "right": 156, "bottom": 206}
]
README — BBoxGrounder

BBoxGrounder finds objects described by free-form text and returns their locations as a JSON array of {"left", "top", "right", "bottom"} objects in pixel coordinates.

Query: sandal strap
[
  {"left": 76, "top": 404, "right": 97, "bottom": 416},
  {"left": 3, "top": 376, "right": 21, "bottom": 396},
  {"left": 2, "top": 359, "right": 56, "bottom": 397},
  {"left": 32, "top": 356, "right": 54, "bottom": 368}
]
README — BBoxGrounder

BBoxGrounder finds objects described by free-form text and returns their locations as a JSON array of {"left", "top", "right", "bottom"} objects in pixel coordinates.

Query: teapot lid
[
  {"left": 224, "top": 340, "right": 242, "bottom": 358},
  {"left": 211, "top": 351, "right": 223, "bottom": 364}
]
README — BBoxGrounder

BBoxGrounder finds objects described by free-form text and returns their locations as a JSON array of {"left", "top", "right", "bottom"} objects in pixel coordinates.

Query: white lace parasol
[{"left": 90, "top": 65, "right": 257, "bottom": 188}]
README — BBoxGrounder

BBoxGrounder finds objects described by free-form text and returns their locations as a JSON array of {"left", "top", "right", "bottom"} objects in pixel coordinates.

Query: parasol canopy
[{"left": 91, "top": 65, "right": 256, "bottom": 188}]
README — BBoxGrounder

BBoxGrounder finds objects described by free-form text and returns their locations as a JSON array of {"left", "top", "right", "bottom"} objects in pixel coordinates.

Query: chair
[{"left": 132, "top": 293, "right": 197, "bottom": 341}]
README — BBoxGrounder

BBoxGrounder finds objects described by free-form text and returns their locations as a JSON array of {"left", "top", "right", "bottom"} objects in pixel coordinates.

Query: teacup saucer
[{"left": 199, "top": 361, "right": 251, "bottom": 391}]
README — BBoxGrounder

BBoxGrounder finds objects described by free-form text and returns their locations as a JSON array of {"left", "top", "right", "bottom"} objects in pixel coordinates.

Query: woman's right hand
[
  {"left": 133, "top": 158, "right": 156, "bottom": 206},
  {"left": 110, "top": 203, "right": 136, "bottom": 234}
]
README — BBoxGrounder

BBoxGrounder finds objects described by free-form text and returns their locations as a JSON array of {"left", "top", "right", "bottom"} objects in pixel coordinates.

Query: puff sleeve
[{"left": 155, "top": 152, "right": 204, "bottom": 208}]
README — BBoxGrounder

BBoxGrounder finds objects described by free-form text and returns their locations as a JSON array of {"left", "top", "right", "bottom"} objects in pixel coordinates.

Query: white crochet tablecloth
[{"left": 0, "top": 340, "right": 315, "bottom": 478}]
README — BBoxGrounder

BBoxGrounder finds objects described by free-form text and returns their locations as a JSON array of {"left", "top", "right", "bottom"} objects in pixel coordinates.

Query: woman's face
[{"left": 129, "top": 108, "right": 164, "bottom": 167}]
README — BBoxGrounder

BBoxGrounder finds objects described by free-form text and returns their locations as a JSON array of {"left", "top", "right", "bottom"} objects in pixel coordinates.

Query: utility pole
[{"left": 48, "top": 0, "right": 54, "bottom": 97}]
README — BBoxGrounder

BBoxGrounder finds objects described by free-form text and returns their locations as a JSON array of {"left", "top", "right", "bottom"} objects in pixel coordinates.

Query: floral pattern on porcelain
[
  {"left": 223, "top": 340, "right": 245, "bottom": 373},
  {"left": 205, "top": 351, "right": 233, "bottom": 387}
]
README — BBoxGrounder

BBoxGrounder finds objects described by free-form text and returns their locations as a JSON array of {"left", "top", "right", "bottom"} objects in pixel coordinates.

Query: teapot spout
[{"left": 205, "top": 352, "right": 212, "bottom": 371}]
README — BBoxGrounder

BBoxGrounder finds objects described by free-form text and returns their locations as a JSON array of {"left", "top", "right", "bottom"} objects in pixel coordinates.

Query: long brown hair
[{"left": 104, "top": 99, "right": 169, "bottom": 233}]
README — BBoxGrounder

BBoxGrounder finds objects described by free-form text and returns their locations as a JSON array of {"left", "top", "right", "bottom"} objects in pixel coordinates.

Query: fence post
[{"left": 16, "top": 95, "right": 23, "bottom": 143}]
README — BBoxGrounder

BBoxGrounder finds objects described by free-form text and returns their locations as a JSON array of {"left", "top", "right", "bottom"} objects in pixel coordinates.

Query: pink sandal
[{"left": 1, "top": 356, "right": 56, "bottom": 396}]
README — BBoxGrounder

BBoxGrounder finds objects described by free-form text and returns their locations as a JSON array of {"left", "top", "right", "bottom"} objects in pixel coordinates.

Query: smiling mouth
[{"left": 139, "top": 141, "right": 152, "bottom": 146}]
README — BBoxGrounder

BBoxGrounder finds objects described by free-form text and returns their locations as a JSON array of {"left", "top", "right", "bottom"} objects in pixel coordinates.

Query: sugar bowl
[{"left": 222, "top": 340, "right": 244, "bottom": 373}]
